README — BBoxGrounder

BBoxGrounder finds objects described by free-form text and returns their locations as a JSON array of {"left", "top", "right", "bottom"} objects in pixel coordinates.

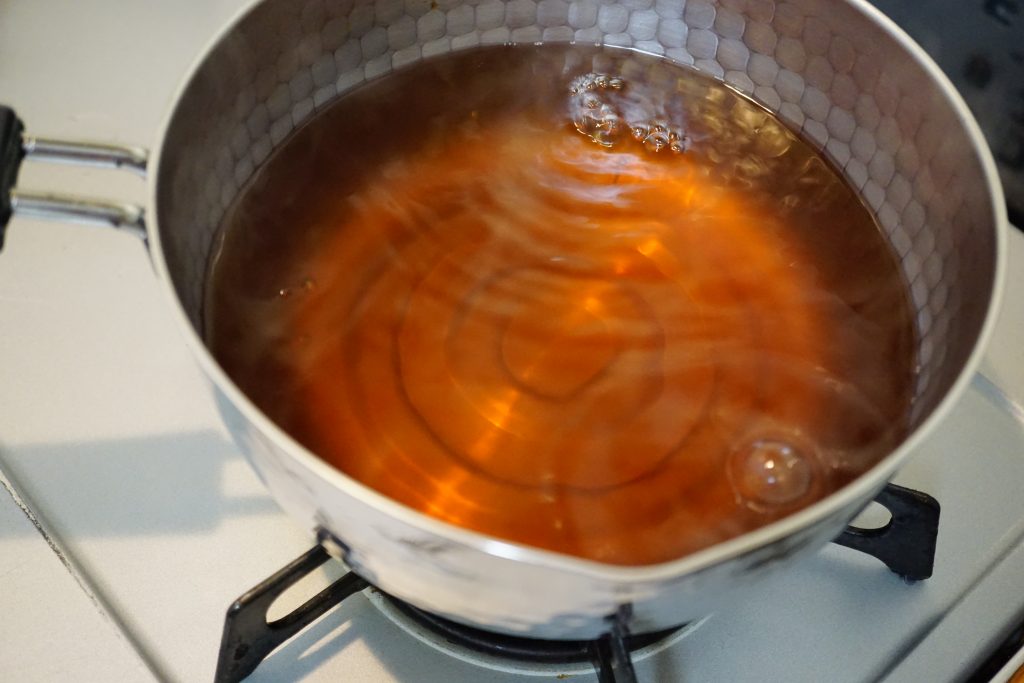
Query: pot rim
[{"left": 145, "top": 0, "right": 1009, "bottom": 585}]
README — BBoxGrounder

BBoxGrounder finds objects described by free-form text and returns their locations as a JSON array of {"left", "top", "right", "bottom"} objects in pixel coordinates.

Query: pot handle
[
  {"left": 0, "top": 106, "right": 24, "bottom": 248},
  {"left": 0, "top": 104, "right": 149, "bottom": 251}
]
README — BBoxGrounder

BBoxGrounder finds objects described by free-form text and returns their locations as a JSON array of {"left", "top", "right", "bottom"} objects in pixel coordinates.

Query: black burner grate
[
  {"left": 386, "top": 595, "right": 677, "bottom": 681},
  {"left": 386, "top": 595, "right": 680, "bottom": 665},
  {"left": 214, "top": 482, "right": 940, "bottom": 683}
]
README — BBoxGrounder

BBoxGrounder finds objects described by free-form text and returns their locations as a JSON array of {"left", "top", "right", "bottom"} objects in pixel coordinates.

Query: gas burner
[
  {"left": 214, "top": 482, "right": 939, "bottom": 683},
  {"left": 366, "top": 588, "right": 703, "bottom": 678}
]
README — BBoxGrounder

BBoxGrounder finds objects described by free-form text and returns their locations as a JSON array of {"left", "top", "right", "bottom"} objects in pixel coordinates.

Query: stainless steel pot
[{"left": 0, "top": 0, "right": 1006, "bottom": 639}]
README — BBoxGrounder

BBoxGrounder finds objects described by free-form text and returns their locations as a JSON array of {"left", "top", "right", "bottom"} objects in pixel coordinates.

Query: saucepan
[{"left": 0, "top": 0, "right": 1005, "bottom": 639}]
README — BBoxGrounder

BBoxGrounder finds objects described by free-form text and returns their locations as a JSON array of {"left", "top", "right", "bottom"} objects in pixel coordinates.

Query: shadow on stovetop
[
  {"left": 0, "top": 430, "right": 279, "bottom": 538},
  {"left": 246, "top": 604, "right": 363, "bottom": 682}
]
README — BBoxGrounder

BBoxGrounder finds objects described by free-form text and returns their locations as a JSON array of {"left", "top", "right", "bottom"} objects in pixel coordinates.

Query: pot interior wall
[{"left": 155, "top": 0, "right": 998, "bottom": 436}]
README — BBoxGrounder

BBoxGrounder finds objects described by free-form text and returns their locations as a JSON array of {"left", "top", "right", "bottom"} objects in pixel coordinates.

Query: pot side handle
[
  {"left": 0, "top": 106, "right": 24, "bottom": 249},
  {"left": 0, "top": 104, "right": 149, "bottom": 251}
]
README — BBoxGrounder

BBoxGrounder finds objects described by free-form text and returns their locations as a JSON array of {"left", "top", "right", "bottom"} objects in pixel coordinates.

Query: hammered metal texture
[
  {"left": 153, "top": 0, "right": 999, "bottom": 637},
  {"left": 157, "top": 0, "right": 996, "bottom": 426}
]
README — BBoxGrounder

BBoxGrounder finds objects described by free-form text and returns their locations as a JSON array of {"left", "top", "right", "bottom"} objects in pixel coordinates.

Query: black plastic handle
[{"left": 0, "top": 105, "right": 27, "bottom": 250}]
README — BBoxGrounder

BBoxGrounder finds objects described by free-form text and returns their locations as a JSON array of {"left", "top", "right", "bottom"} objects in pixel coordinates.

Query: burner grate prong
[
  {"left": 593, "top": 606, "right": 639, "bottom": 683},
  {"left": 833, "top": 482, "right": 941, "bottom": 581},
  {"left": 213, "top": 545, "right": 367, "bottom": 683}
]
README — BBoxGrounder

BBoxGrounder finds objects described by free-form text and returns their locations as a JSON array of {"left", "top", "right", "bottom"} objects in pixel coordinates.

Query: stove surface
[{"left": 2, "top": 1, "right": 1023, "bottom": 682}]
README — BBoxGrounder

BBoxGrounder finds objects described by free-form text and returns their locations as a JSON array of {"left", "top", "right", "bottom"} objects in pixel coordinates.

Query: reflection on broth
[{"left": 206, "top": 45, "right": 916, "bottom": 565}]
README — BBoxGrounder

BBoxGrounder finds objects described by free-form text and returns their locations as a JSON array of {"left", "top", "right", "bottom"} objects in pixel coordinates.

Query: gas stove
[{"left": 2, "top": 1, "right": 1024, "bottom": 682}]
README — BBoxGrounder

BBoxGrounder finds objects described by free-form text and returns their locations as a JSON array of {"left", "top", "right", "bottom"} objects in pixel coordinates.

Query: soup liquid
[{"left": 206, "top": 45, "right": 916, "bottom": 565}]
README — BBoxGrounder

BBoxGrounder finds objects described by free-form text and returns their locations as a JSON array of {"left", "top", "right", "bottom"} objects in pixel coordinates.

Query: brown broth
[{"left": 205, "top": 45, "right": 916, "bottom": 565}]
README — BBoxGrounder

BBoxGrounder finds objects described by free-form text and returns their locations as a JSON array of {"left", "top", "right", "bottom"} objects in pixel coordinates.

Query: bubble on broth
[
  {"left": 569, "top": 72, "right": 687, "bottom": 153},
  {"left": 728, "top": 436, "right": 820, "bottom": 511}
]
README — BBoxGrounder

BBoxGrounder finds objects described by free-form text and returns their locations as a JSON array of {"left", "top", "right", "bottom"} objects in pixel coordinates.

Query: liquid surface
[{"left": 206, "top": 46, "right": 916, "bottom": 565}]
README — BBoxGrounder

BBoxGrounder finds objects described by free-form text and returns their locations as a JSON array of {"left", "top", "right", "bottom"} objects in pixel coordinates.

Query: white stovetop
[{"left": 2, "top": 2, "right": 1024, "bottom": 682}]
